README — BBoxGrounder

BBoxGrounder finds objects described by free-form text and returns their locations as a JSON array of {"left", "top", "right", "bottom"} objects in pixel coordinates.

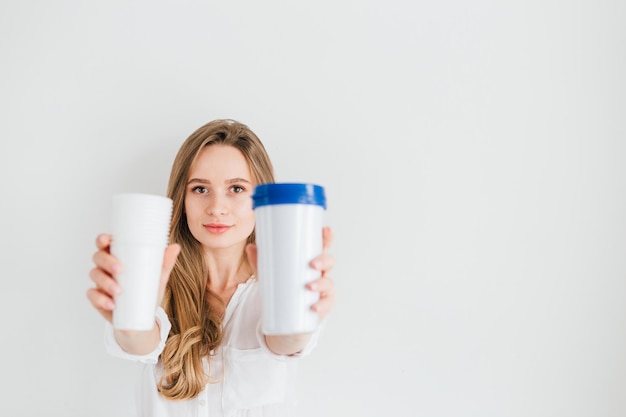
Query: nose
[{"left": 206, "top": 193, "right": 228, "bottom": 216}]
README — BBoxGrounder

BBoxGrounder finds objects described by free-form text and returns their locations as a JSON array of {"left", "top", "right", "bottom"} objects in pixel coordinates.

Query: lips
[{"left": 203, "top": 223, "right": 232, "bottom": 234}]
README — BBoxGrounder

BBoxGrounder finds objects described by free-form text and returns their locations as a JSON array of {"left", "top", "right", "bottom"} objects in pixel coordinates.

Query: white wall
[{"left": 1, "top": 1, "right": 625, "bottom": 416}]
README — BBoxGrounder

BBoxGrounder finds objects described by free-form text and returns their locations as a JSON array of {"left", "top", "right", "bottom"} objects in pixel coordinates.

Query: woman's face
[{"left": 184, "top": 144, "right": 256, "bottom": 252}]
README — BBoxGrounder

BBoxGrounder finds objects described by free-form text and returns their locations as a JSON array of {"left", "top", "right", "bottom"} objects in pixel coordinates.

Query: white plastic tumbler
[
  {"left": 110, "top": 193, "right": 173, "bottom": 330},
  {"left": 252, "top": 183, "right": 327, "bottom": 335}
]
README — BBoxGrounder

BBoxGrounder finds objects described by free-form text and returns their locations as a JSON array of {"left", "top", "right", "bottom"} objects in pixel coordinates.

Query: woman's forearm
[
  {"left": 114, "top": 321, "right": 161, "bottom": 355},
  {"left": 264, "top": 333, "right": 313, "bottom": 356}
]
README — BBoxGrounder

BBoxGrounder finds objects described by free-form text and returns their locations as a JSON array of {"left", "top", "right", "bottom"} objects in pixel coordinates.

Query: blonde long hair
[{"left": 158, "top": 119, "right": 275, "bottom": 400}]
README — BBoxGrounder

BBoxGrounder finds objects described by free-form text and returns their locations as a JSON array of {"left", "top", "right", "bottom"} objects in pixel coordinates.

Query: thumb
[
  {"left": 246, "top": 243, "right": 258, "bottom": 277},
  {"left": 322, "top": 226, "right": 334, "bottom": 252},
  {"left": 157, "top": 243, "right": 181, "bottom": 305}
]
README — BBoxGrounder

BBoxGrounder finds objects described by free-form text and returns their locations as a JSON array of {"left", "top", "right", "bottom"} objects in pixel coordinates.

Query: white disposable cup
[
  {"left": 110, "top": 193, "right": 173, "bottom": 330},
  {"left": 252, "top": 183, "right": 326, "bottom": 335}
]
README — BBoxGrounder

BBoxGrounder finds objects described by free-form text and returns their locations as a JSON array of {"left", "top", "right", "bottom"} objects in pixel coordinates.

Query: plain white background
[{"left": 1, "top": 1, "right": 625, "bottom": 416}]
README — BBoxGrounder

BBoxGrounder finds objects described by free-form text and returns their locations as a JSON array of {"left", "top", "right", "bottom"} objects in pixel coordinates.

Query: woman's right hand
[{"left": 86, "top": 233, "right": 181, "bottom": 324}]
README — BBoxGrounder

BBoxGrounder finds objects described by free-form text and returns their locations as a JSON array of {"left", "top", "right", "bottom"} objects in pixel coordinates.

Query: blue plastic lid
[{"left": 252, "top": 183, "right": 326, "bottom": 209}]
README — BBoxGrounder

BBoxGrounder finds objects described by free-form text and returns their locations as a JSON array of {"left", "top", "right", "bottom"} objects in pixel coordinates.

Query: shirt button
[{"left": 199, "top": 400, "right": 206, "bottom": 406}]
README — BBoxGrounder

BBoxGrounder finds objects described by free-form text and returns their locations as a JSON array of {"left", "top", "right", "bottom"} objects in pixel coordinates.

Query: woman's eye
[
  {"left": 192, "top": 186, "right": 208, "bottom": 194},
  {"left": 231, "top": 185, "right": 245, "bottom": 193}
]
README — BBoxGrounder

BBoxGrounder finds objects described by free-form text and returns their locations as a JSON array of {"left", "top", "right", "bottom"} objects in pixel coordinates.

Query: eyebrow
[{"left": 187, "top": 177, "right": 252, "bottom": 185}]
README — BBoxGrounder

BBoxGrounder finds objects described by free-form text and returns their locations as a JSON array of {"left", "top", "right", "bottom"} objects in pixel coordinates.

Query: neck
[
  {"left": 203, "top": 246, "right": 252, "bottom": 293},
  {"left": 205, "top": 259, "right": 252, "bottom": 314}
]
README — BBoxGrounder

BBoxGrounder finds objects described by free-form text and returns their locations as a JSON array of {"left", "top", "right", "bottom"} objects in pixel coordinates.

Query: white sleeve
[{"left": 103, "top": 307, "right": 171, "bottom": 364}]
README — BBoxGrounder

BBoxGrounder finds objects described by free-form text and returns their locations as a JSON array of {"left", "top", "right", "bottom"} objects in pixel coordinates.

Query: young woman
[{"left": 86, "top": 119, "right": 336, "bottom": 416}]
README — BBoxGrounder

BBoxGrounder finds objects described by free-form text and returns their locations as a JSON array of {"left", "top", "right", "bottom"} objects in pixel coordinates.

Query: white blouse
[{"left": 104, "top": 277, "right": 321, "bottom": 417}]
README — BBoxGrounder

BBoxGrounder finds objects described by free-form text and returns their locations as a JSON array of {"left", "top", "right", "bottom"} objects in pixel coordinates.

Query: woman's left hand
[
  {"left": 246, "top": 226, "right": 336, "bottom": 322},
  {"left": 306, "top": 226, "right": 336, "bottom": 322}
]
